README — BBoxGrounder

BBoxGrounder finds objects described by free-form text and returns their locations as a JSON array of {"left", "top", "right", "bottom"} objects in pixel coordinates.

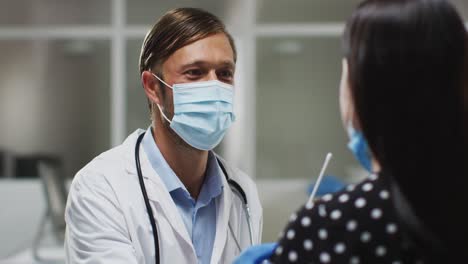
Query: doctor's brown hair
[
  {"left": 139, "top": 7, "right": 236, "bottom": 110},
  {"left": 343, "top": 0, "right": 468, "bottom": 261}
]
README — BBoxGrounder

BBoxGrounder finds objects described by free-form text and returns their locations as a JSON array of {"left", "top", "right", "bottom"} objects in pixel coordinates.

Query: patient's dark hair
[{"left": 343, "top": 0, "right": 468, "bottom": 260}]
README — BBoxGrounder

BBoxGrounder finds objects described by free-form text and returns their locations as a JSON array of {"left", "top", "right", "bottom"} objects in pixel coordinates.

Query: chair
[
  {"left": 32, "top": 160, "right": 67, "bottom": 262},
  {"left": 14, "top": 155, "right": 61, "bottom": 179}
]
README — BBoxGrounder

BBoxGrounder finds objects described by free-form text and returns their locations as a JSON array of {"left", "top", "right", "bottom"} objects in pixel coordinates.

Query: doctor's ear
[{"left": 141, "top": 71, "right": 163, "bottom": 105}]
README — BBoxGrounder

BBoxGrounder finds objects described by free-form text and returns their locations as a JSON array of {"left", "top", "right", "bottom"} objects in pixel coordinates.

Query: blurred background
[{"left": 0, "top": 0, "right": 467, "bottom": 262}]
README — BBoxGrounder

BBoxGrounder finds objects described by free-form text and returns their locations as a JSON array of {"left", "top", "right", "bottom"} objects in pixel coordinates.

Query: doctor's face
[
  {"left": 148, "top": 33, "right": 236, "bottom": 149},
  {"left": 158, "top": 33, "right": 236, "bottom": 108}
]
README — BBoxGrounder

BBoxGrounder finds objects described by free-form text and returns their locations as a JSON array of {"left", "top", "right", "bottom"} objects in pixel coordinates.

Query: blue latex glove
[{"left": 233, "top": 243, "right": 277, "bottom": 264}]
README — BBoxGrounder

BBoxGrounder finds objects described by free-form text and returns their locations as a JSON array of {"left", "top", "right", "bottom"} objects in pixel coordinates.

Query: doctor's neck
[{"left": 152, "top": 119, "right": 209, "bottom": 200}]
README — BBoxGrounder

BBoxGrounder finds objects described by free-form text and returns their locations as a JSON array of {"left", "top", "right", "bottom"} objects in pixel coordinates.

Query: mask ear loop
[
  {"left": 151, "top": 73, "right": 173, "bottom": 124},
  {"left": 152, "top": 73, "right": 174, "bottom": 90},
  {"left": 156, "top": 104, "right": 172, "bottom": 124}
]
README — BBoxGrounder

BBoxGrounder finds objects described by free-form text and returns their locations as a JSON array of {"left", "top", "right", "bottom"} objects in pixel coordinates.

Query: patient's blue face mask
[
  {"left": 152, "top": 74, "right": 236, "bottom": 151},
  {"left": 347, "top": 123, "right": 373, "bottom": 172}
]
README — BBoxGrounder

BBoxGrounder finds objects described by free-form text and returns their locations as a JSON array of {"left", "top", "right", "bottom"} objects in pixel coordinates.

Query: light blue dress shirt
[{"left": 142, "top": 127, "right": 224, "bottom": 264}]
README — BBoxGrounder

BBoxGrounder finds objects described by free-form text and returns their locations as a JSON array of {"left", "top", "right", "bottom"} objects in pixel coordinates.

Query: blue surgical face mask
[
  {"left": 346, "top": 123, "right": 373, "bottom": 172},
  {"left": 152, "top": 74, "right": 236, "bottom": 150}
]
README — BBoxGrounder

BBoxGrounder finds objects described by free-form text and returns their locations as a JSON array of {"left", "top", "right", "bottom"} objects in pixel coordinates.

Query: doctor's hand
[{"left": 233, "top": 243, "right": 277, "bottom": 264}]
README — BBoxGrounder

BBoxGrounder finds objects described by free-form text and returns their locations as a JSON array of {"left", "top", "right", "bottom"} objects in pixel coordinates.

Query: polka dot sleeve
[{"left": 269, "top": 175, "right": 426, "bottom": 264}]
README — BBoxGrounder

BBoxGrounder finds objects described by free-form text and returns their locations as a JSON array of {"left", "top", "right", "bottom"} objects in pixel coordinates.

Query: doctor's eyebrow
[{"left": 179, "top": 60, "right": 235, "bottom": 71}]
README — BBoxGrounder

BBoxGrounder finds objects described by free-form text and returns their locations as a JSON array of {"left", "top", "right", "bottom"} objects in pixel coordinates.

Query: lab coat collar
[
  {"left": 123, "top": 130, "right": 196, "bottom": 256},
  {"left": 141, "top": 126, "right": 181, "bottom": 193}
]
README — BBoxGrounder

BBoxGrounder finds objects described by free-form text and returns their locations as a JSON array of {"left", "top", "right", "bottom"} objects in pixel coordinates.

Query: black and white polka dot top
[{"left": 269, "top": 174, "right": 429, "bottom": 264}]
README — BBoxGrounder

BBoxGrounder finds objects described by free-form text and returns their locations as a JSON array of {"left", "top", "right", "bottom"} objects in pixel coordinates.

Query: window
[
  {"left": 0, "top": 40, "right": 110, "bottom": 179},
  {"left": 256, "top": 37, "right": 356, "bottom": 180},
  {"left": 0, "top": 0, "right": 111, "bottom": 26}
]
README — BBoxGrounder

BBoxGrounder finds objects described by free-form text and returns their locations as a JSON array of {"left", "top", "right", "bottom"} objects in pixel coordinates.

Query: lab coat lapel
[
  {"left": 123, "top": 132, "right": 194, "bottom": 251},
  {"left": 210, "top": 166, "right": 233, "bottom": 264}
]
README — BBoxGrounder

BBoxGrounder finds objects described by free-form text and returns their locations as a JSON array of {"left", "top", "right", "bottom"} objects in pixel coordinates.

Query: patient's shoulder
[{"left": 270, "top": 175, "right": 424, "bottom": 263}]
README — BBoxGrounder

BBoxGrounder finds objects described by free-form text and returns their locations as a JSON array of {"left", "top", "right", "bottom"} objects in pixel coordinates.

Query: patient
[{"left": 236, "top": 0, "right": 468, "bottom": 263}]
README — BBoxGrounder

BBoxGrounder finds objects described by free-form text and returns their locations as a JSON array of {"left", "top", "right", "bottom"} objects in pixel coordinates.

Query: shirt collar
[
  {"left": 198, "top": 151, "right": 224, "bottom": 205},
  {"left": 141, "top": 126, "right": 223, "bottom": 202}
]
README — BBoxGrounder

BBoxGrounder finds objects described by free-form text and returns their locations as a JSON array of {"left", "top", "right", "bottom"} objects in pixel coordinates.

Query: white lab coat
[{"left": 64, "top": 130, "right": 263, "bottom": 264}]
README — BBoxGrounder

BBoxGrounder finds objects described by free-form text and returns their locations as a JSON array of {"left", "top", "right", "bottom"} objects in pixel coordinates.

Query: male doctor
[{"left": 65, "top": 7, "right": 262, "bottom": 264}]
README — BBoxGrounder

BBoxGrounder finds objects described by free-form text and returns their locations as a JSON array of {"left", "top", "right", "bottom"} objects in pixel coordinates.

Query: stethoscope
[{"left": 135, "top": 132, "right": 254, "bottom": 264}]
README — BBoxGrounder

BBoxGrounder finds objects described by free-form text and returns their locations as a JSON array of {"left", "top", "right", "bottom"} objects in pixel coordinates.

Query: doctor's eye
[
  {"left": 217, "top": 69, "right": 234, "bottom": 82},
  {"left": 184, "top": 69, "right": 203, "bottom": 79}
]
